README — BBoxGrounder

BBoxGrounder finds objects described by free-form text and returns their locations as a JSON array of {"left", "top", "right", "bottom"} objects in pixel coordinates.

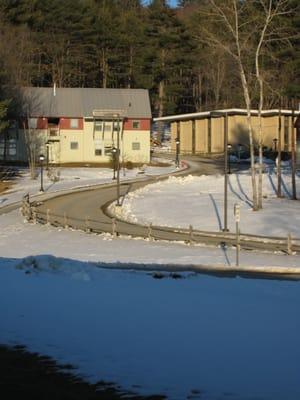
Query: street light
[
  {"left": 92, "top": 109, "right": 126, "bottom": 207},
  {"left": 39, "top": 154, "right": 45, "bottom": 192},
  {"left": 175, "top": 137, "right": 180, "bottom": 168},
  {"left": 238, "top": 143, "right": 243, "bottom": 161},
  {"left": 46, "top": 142, "right": 50, "bottom": 170},
  {"left": 227, "top": 143, "right": 232, "bottom": 174},
  {"left": 210, "top": 111, "right": 229, "bottom": 231},
  {"left": 111, "top": 146, "right": 117, "bottom": 180}
]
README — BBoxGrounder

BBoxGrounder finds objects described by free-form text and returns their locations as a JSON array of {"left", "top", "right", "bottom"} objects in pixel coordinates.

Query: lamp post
[
  {"left": 39, "top": 154, "right": 45, "bottom": 192},
  {"left": 111, "top": 147, "right": 117, "bottom": 180},
  {"left": 92, "top": 109, "right": 126, "bottom": 207},
  {"left": 46, "top": 142, "right": 50, "bottom": 170},
  {"left": 227, "top": 143, "right": 232, "bottom": 174},
  {"left": 210, "top": 111, "right": 229, "bottom": 231},
  {"left": 175, "top": 137, "right": 180, "bottom": 168},
  {"left": 238, "top": 143, "right": 243, "bottom": 161},
  {"left": 115, "top": 114, "right": 121, "bottom": 206}
]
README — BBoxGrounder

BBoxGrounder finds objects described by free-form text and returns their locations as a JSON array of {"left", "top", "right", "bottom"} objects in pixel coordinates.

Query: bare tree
[{"left": 195, "top": 0, "right": 294, "bottom": 210}]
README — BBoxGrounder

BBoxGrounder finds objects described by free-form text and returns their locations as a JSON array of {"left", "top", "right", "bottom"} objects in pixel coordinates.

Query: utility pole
[
  {"left": 223, "top": 113, "right": 229, "bottom": 231},
  {"left": 116, "top": 114, "right": 121, "bottom": 206},
  {"left": 291, "top": 101, "right": 297, "bottom": 200},
  {"left": 277, "top": 109, "right": 282, "bottom": 198}
]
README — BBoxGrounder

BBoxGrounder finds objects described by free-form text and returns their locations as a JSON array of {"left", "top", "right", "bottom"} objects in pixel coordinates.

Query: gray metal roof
[{"left": 21, "top": 87, "right": 152, "bottom": 119}]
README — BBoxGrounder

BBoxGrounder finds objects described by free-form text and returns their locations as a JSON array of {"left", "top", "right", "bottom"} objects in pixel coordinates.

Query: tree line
[{"left": 0, "top": 0, "right": 299, "bottom": 125}]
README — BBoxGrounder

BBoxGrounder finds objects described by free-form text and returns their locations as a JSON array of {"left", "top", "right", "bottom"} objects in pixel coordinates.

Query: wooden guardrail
[{"left": 21, "top": 195, "right": 300, "bottom": 255}]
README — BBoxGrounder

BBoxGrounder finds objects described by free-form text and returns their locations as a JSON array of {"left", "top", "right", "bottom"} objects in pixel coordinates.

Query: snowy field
[
  {"left": 113, "top": 170, "right": 300, "bottom": 238},
  {"left": 0, "top": 158, "right": 175, "bottom": 207},
  {"left": 1, "top": 163, "right": 300, "bottom": 399}
]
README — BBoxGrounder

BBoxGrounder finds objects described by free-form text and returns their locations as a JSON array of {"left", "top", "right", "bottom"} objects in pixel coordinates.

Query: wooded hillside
[{"left": 0, "top": 0, "right": 299, "bottom": 123}]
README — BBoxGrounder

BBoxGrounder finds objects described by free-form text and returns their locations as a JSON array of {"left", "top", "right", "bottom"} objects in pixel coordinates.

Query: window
[
  {"left": 113, "top": 122, "right": 120, "bottom": 131},
  {"left": 104, "top": 123, "right": 112, "bottom": 132},
  {"left": 104, "top": 146, "right": 112, "bottom": 155},
  {"left": 8, "top": 139, "right": 16, "bottom": 156},
  {"left": 0, "top": 140, "right": 4, "bottom": 156},
  {"left": 132, "top": 142, "right": 140, "bottom": 150},
  {"left": 132, "top": 120, "right": 140, "bottom": 129},
  {"left": 70, "top": 119, "right": 79, "bottom": 128},
  {"left": 70, "top": 141, "right": 78, "bottom": 150},
  {"left": 95, "top": 121, "right": 103, "bottom": 131},
  {"left": 95, "top": 149, "right": 102, "bottom": 156},
  {"left": 28, "top": 118, "right": 38, "bottom": 129}
]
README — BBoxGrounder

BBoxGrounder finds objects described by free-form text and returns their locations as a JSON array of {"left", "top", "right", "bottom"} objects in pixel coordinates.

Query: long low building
[
  {"left": 0, "top": 87, "right": 152, "bottom": 165},
  {"left": 154, "top": 109, "right": 300, "bottom": 156}
]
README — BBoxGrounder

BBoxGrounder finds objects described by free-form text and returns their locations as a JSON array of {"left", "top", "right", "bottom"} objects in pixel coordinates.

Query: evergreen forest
[{"left": 0, "top": 0, "right": 299, "bottom": 126}]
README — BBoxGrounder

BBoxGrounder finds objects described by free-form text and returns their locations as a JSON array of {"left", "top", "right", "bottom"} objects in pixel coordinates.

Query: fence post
[
  {"left": 63, "top": 212, "right": 69, "bottom": 229},
  {"left": 46, "top": 209, "right": 50, "bottom": 225},
  {"left": 148, "top": 223, "right": 153, "bottom": 241},
  {"left": 189, "top": 224, "right": 194, "bottom": 244},
  {"left": 112, "top": 218, "right": 117, "bottom": 238},
  {"left": 85, "top": 216, "right": 91, "bottom": 233},
  {"left": 287, "top": 233, "right": 293, "bottom": 255},
  {"left": 32, "top": 207, "right": 37, "bottom": 224}
]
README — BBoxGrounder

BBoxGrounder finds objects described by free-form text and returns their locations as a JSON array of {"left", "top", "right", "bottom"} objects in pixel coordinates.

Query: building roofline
[{"left": 154, "top": 108, "right": 300, "bottom": 122}]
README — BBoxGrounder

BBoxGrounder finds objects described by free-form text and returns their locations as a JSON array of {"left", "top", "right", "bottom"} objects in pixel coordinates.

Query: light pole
[
  {"left": 115, "top": 114, "right": 121, "bottom": 206},
  {"left": 238, "top": 143, "right": 243, "bottom": 161},
  {"left": 111, "top": 147, "right": 117, "bottom": 180},
  {"left": 175, "top": 137, "right": 180, "bottom": 168},
  {"left": 46, "top": 142, "right": 50, "bottom": 170},
  {"left": 39, "top": 154, "right": 45, "bottom": 192},
  {"left": 227, "top": 143, "right": 232, "bottom": 174},
  {"left": 210, "top": 111, "right": 229, "bottom": 231},
  {"left": 91, "top": 109, "right": 126, "bottom": 207}
]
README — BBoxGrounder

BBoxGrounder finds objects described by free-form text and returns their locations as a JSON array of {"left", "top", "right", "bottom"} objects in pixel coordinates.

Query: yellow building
[
  {"left": 154, "top": 109, "right": 300, "bottom": 156},
  {"left": 0, "top": 87, "right": 152, "bottom": 165}
]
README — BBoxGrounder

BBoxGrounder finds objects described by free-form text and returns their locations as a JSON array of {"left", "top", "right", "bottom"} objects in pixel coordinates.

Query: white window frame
[
  {"left": 132, "top": 142, "right": 140, "bottom": 151},
  {"left": 70, "top": 118, "right": 79, "bottom": 129},
  {"left": 132, "top": 120, "right": 140, "bottom": 129},
  {"left": 95, "top": 149, "right": 102, "bottom": 156},
  {"left": 70, "top": 141, "right": 79, "bottom": 150}
]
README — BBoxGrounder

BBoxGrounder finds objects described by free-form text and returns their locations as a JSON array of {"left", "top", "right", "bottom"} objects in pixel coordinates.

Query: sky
[{"left": 144, "top": 0, "right": 178, "bottom": 7}]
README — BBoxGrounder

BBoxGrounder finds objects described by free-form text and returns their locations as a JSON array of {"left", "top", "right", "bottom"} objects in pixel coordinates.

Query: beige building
[
  {"left": 154, "top": 109, "right": 300, "bottom": 156},
  {"left": 0, "top": 87, "right": 152, "bottom": 165}
]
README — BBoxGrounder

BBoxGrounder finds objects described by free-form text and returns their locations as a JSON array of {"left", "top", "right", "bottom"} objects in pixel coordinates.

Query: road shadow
[
  {"left": 235, "top": 174, "right": 252, "bottom": 207},
  {"left": 228, "top": 174, "right": 252, "bottom": 208},
  {"left": 208, "top": 193, "right": 222, "bottom": 231}
]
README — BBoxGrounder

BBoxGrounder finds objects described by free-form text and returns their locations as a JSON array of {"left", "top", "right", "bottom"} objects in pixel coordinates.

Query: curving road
[{"left": 33, "top": 158, "right": 300, "bottom": 255}]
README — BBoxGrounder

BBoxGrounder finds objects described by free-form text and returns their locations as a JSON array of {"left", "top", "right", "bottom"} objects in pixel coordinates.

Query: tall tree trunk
[{"left": 128, "top": 45, "right": 133, "bottom": 88}]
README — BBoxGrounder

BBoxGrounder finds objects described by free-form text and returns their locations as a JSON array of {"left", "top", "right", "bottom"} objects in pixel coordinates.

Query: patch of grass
[{"left": 0, "top": 181, "right": 12, "bottom": 194}]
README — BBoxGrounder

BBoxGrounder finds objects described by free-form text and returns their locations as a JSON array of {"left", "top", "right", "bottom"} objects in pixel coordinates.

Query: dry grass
[{"left": 0, "top": 181, "right": 12, "bottom": 194}]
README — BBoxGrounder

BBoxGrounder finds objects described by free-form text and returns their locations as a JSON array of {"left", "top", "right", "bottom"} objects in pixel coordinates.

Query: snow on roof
[{"left": 154, "top": 108, "right": 300, "bottom": 122}]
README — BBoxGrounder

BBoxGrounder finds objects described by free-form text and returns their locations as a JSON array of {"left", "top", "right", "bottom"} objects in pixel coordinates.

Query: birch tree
[{"left": 195, "top": 0, "right": 294, "bottom": 211}]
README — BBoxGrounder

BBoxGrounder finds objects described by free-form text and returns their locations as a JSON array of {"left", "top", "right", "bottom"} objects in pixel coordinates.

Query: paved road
[
  {"left": 36, "top": 161, "right": 199, "bottom": 236},
  {"left": 33, "top": 159, "right": 300, "bottom": 254}
]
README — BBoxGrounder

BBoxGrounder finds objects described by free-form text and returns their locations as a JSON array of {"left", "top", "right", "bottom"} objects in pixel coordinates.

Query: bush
[{"left": 125, "top": 161, "right": 134, "bottom": 169}]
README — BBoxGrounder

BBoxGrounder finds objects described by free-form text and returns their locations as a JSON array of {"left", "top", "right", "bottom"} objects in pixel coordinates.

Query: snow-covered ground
[
  {"left": 113, "top": 170, "right": 300, "bottom": 238},
  {"left": 0, "top": 159, "right": 175, "bottom": 207},
  {"left": 1, "top": 163, "right": 300, "bottom": 399}
]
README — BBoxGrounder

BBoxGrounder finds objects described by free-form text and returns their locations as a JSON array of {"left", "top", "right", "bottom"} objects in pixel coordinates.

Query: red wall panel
[
  {"left": 123, "top": 118, "right": 150, "bottom": 131},
  {"left": 59, "top": 118, "right": 83, "bottom": 130},
  {"left": 37, "top": 118, "right": 48, "bottom": 129}
]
